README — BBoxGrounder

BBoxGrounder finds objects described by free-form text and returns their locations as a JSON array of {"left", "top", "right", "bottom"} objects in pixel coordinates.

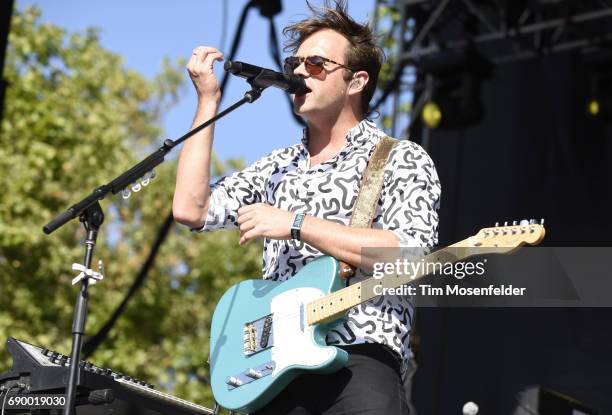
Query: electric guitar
[{"left": 209, "top": 221, "right": 546, "bottom": 413}]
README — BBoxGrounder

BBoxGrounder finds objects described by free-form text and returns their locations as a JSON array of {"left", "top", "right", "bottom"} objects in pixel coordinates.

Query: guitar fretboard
[{"left": 305, "top": 222, "right": 545, "bottom": 326}]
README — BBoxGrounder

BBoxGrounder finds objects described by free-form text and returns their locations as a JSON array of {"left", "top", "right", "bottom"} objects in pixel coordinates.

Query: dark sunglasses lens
[
  {"left": 283, "top": 57, "right": 298, "bottom": 74},
  {"left": 305, "top": 56, "right": 325, "bottom": 75}
]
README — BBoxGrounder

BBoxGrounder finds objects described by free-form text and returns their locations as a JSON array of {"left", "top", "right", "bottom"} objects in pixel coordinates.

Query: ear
[{"left": 348, "top": 71, "right": 369, "bottom": 95}]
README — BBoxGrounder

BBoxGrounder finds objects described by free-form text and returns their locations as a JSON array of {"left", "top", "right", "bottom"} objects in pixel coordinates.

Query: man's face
[{"left": 291, "top": 29, "right": 352, "bottom": 121}]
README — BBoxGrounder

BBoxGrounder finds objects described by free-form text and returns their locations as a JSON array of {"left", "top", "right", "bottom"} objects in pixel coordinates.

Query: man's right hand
[{"left": 186, "top": 46, "right": 224, "bottom": 103}]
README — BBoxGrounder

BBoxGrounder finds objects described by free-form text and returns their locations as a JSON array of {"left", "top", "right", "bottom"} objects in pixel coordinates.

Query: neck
[{"left": 306, "top": 108, "right": 363, "bottom": 159}]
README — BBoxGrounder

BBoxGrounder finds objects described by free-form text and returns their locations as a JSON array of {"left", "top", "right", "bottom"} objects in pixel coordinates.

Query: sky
[{"left": 16, "top": 0, "right": 378, "bottom": 165}]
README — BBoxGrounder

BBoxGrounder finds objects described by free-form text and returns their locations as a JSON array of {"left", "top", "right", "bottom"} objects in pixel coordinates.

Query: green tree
[
  {"left": 0, "top": 6, "right": 261, "bottom": 408},
  {"left": 372, "top": 2, "right": 412, "bottom": 132}
]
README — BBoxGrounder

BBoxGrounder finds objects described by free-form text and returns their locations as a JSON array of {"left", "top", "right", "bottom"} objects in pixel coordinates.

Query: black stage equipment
[
  {"left": 513, "top": 386, "right": 596, "bottom": 415},
  {"left": 0, "top": 337, "right": 214, "bottom": 414}
]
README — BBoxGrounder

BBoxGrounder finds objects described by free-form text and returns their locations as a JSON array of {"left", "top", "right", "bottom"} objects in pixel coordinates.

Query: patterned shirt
[{"left": 195, "top": 119, "right": 441, "bottom": 377}]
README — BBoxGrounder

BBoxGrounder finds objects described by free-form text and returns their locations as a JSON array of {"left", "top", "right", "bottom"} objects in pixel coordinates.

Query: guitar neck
[
  {"left": 305, "top": 243, "right": 471, "bottom": 326},
  {"left": 305, "top": 221, "right": 546, "bottom": 326}
]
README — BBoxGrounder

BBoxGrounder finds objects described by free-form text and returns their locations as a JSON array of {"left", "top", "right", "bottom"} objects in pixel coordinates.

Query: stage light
[
  {"left": 416, "top": 47, "right": 493, "bottom": 129},
  {"left": 586, "top": 95, "right": 611, "bottom": 121},
  {"left": 587, "top": 99, "right": 600, "bottom": 117},
  {"left": 586, "top": 85, "right": 612, "bottom": 121},
  {"left": 421, "top": 101, "right": 442, "bottom": 129},
  {"left": 420, "top": 70, "right": 489, "bottom": 130},
  {"left": 584, "top": 50, "right": 612, "bottom": 122}
]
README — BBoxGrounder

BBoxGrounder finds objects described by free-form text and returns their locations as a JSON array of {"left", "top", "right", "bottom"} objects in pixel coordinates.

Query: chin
[{"left": 293, "top": 102, "right": 313, "bottom": 116}]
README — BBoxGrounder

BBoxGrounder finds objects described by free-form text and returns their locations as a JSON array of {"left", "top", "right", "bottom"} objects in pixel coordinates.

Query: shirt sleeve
[
  {"left": 376, "top": 140, "right": 441, "bottom": 248},
  {"left": 191, "top": 152, "right": 278, "bottom": 232}
]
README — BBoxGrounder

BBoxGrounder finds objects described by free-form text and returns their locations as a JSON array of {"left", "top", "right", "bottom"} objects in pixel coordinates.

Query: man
[{"left": 173, "top": 1, "right": 440, "bottom": 413}]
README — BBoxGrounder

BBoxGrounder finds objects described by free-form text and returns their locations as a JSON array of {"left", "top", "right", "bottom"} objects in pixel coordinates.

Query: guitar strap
[{"left": 338, "top": 136, "right": 399, "bottom": 280}]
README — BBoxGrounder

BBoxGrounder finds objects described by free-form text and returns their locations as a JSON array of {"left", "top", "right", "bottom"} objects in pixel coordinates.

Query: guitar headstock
[{"left": 460, "top": 219, "right": 546, "bottom": 254}]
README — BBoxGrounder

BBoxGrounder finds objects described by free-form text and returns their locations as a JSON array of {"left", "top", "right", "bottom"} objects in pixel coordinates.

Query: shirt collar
[{"left": 300, "top": 118, "right": 378, "bottom": 148}]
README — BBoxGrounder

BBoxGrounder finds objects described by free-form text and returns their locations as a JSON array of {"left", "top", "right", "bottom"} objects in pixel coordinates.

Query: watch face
[
  {"left": 291, "top": 213, "right": 305, "bottom": 240},
  {"left": 293, "top": 213, "right": 305, "bottom": 228}
]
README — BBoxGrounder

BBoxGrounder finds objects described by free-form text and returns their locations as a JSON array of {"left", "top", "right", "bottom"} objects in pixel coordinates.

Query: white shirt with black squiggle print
[{"left": 195, "top": 119, "right": 441, "bottom": 378}]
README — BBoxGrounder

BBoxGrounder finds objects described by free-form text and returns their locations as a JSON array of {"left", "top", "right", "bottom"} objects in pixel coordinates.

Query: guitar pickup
[
  {"left": 259, "top": 316, "right": 273, "bottom": 348},
  {"left": 226, "top": 361, "right": 276, "bottom": 390},
  {"left": 226, "top": 376, "right": 243, "bottom": 387},
  {"left": 246, "top": 369, "right": 263, "bottom": 379}
]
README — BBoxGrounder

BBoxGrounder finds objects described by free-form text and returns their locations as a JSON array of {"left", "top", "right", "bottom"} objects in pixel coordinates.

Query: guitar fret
[{"left": 307, "top": 284, "right": 363, "bottom": 325}]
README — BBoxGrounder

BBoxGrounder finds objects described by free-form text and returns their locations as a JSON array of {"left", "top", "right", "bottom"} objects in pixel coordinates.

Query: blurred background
[{"left": 1, "top": 0, "right": 611, "bottom": 414}]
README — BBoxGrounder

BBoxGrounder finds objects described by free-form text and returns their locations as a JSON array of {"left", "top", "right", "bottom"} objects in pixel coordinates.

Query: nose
[{"left": 293, "top": 61, "right": 309, "bottom": 78}]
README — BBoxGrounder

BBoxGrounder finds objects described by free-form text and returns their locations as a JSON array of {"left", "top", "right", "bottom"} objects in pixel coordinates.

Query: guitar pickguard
[{"left": 269, "top": 287, "right": 335, "bottom": 376}]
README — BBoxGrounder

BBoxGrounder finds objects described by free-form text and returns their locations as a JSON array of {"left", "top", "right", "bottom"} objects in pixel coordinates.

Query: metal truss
[
  {"left": 381, "top": 0, "right": 612, "bottom": 140},
  {"left": 398, "top": 0, "right": 612, "bottom": 64}
]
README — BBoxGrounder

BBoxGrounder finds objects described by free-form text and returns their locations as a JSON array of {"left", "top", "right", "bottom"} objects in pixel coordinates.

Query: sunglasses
[{"left": 283, "top": 55, "right": 355, "bottom": 76}]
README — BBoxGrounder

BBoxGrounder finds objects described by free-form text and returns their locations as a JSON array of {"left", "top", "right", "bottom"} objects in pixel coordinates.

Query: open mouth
[{"left": 296, "top": 87, "right": 312, "bottom": 98}]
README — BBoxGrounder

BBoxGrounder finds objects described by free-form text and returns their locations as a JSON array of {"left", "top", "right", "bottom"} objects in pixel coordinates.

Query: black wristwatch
[{"left": 291, "top": 213, "right": 306, "bottom": 240}]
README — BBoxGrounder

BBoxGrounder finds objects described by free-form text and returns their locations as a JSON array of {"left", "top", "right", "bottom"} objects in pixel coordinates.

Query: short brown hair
[{"left": 283, "top": 0, "right": 384, "bottom": 116}]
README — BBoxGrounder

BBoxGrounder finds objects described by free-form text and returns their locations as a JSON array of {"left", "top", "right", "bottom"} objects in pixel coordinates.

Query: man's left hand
[{"left": 237, "top": 203, "right": 295, "bottom": 245}]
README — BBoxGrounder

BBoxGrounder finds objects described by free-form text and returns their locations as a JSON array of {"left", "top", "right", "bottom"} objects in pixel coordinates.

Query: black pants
[{"left": 252, "top": 343, "right": 409, "bottom": 415}]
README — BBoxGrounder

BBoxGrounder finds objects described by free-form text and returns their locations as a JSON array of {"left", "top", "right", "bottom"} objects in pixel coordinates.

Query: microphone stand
[{"left": 44, "top": 82, "right": 267, "bottom": 415}]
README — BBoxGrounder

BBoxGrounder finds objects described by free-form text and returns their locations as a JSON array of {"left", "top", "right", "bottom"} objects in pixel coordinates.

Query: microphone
[{"left": 224, "top": 60, "right": 307, "bottom": 94}]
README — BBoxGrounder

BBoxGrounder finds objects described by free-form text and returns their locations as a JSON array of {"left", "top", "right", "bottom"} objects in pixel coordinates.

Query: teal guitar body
[{"left": 209, "top": 256, "right": 349, "bottom": 413}]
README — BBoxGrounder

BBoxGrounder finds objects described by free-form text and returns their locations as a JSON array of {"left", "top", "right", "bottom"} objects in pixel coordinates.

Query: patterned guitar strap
[{"left": 338, "top": 136, "right": 399, "bottom": 281}]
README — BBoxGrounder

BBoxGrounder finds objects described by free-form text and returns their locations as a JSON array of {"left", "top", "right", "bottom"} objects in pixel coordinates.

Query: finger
[
  {"left": 193, "top": 46, "right": 222, "bottom": 56},
  {"left": 188, "top": 52, "right": 224, "bottom": 79},
  {"left": 203, "top": 51, "right": 224, "bottom": 68},
  {"left": 238, "top": 203, "right": 260, "bottom": 216},
  {"left": 193, "top": 46, "right": 223, "bottom": 64},
  {"left": 202, "top": 52, "right": 224, "bottom": 71},
  {"left": 186, "top": 52, "right": 199, "bottom": 72},
  {"left": 187, "top": 49, "right": 213, "bottom": 75},
  {"left": 239, "top": 218, "right": 256, "bottom": 234},
  {"left": 239, "top": 229, "right": 258, "bottom": 246},
  {"left": 187, "top": 46, "right": 207, "bottom": 69},
  {"left": 237, "top": 210, "right": 255, "bottom": 225}
]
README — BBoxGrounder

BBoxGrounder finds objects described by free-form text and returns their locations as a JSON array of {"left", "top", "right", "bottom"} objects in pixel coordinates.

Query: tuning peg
[
  {"left": 495, "top": 222, "right": 499, "bottom": 227},
  {"left": 519, "top": 219, "right": 529, "bottom": 226},
  {"left": 512, "top": 220, "right": 517, "bottom": 226},
  {"left": 131, "top": 182, "right": 142, "bottom": 192},
  {"left": 121, "top": 188, "right": 131, "bottom": 199},
  {"left": 504, "top": 221, "right": 508, "bottom": 226},
  {"left": 540, "top": 218, "right": 545, "bottom": 226}
]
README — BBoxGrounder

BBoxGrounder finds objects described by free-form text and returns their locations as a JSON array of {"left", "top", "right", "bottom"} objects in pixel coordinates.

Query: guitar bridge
[{"left": 243, "top": 314, "right": 274, "bottom": 356}]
